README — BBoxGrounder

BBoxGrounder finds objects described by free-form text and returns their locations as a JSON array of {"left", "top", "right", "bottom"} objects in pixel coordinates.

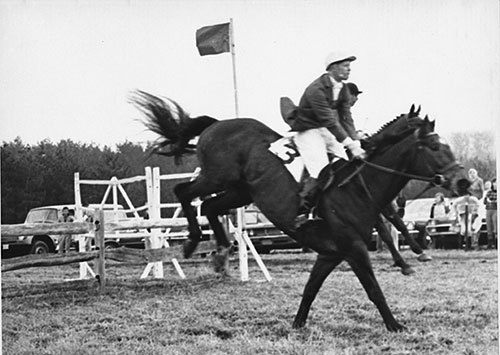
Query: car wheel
[
  {"left": 31, "top": 240, "right": 50, "bottom": 254},
  {"left": 104, "top": 242, "right": 119, "bottom": 250},
  {"left": 257, "top": 246, "right": 272, "bottom": 254}
]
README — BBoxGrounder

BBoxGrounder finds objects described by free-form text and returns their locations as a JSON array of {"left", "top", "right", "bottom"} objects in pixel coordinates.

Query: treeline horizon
[
  {"left": 1, "top": 131, "right": 496, "bottom": 224},
  {"left": 1, "top": 137, "right": 198, "bottom": 224}
]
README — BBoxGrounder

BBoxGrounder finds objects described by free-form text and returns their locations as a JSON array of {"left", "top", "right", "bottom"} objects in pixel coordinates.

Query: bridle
[
  {"left": 339, "top": 130, "right": 460, "bottom": 188},
  {"left": 337, "top": 129, "right": 462, "bottom": 205}
]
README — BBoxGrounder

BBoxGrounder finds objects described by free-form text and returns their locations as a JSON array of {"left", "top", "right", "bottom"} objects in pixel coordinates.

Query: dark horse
[{"left": 132, "top": 91, "right": 466, "bottom": 331}]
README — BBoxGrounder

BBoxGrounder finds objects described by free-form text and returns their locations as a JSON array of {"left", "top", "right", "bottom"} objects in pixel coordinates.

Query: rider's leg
[
  {"left": 294, "top": 128, "right": 345, "bottom": 217},
  {"left": 293, "top": 128, "right": 329, "bottom": 216}
]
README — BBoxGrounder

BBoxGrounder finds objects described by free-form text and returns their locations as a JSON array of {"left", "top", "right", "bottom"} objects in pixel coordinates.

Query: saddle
[{"left": 280, "top": 97, "right": 298, "bottom": 127}]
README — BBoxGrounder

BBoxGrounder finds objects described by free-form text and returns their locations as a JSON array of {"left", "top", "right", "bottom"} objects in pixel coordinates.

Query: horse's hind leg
[
  {"left": 174, "top": 177, "right": 223, "bottom": 258},
  {"left": 346, "top": 240, "right": 406, "bottom": 332},
  {"left": 374, "top": 216, "right": 415, "bottom": 276},
  {"left": 293, "top": 253, "right": 344, "bottom": 329},
  {"left": 201, "top": 189, "right": 252, "bottom": 273}
]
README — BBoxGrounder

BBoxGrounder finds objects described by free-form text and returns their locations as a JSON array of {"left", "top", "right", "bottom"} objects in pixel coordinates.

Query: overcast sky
[{"left": 1, "top": 0, "right": 499, "bottom": 147}]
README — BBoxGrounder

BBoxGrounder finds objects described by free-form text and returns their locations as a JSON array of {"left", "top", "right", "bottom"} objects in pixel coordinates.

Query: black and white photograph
[{"left": 1, "top": 1, "right": 498, "bottom": 354}]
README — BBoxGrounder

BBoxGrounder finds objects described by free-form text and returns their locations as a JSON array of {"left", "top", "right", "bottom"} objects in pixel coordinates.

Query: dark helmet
[{"left": 346, "top": 82, "right": 362, "bottom": 96}]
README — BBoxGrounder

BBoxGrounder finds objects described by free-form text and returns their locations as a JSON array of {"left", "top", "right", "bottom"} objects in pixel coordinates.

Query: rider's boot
[
  {"left": 294, "top": 167, "right": 332, "bottom": 228},
  {"left": 297, "top": 177, "right": 320, "bottom": 215}
]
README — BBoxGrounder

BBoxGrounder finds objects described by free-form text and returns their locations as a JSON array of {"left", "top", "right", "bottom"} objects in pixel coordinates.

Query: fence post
[
  {"left": 464, "top": 204, "right": 469, "bottom": 249},
  {"left": 236, "top": 209, "right": 249, "bottom": 281},
  {"left": 95, "top": 208, "right": 106, "bottom": 293}
]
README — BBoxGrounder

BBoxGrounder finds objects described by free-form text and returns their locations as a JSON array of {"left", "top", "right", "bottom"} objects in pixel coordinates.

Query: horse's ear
[
  {"left": 416, "top": 105, "right": 421, "bottom": 116},
  {"left": 410, "top": 104, "right": 415, "bottom": 115},
  {"left": 423, "top": 115, "right": 435, "bottom": 130}
]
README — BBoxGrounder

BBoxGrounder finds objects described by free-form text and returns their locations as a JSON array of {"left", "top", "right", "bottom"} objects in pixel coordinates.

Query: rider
[{"left": 282, "top": 52, "right": 366, "bottom": 218}]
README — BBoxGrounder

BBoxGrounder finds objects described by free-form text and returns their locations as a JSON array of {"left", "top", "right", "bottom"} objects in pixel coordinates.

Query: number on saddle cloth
[{"left": 269, "top": 136, "right": 305, "bottom": 183}]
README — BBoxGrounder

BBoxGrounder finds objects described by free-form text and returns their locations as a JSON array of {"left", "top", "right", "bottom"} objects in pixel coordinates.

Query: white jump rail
[
  {"left": 74, "top": 168, "right": 188, "bottom": 279},
  {"left": 73, "top": 166, "right": 270, "bottom": 281}
]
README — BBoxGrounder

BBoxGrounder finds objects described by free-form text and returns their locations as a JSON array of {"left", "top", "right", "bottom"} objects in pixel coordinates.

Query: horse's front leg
[
  {"left": 374, "top": 216, "right": 415, "bottom": 276},
  {"left": 201, "top": 189, "right": 252, "bottom": 273},
  {"left": 381, "top": 206, "right": 432, "bottom": 262},
  {"left": 293, "top": 254, "right": 344, "bottom": 329},
  {"left": 174, "top": 178, "right": 221, "bottom": 258},
  {"left": 346, "top": 240, "right": 406, "bottom": 332}
]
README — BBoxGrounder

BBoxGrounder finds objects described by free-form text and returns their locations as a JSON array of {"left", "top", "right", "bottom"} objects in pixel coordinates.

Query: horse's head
[
  {"left": 365, "top": 105, "right": 468, "bottom": 195},
  {"left": 402, "top": 109, "right": 468, "bottom": 194}
]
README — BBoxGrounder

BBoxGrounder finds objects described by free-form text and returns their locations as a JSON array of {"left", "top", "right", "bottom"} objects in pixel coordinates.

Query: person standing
[
  {"left": 281, "top": 52, "right": 366, "bottom": 218},
  {"left": 468, "top": 168, "right": 485, "bottom": 200},
  {"left": 58, "top": 207, "right": 75, "bottom": 253},
  {"left": 484, "top": 180, "right": 492, "bottom": 194},
  {"left": 484, "top": 178, "right": 497, "bottom": 249},
  {"left": 453, "top": 181, "right": 480, "bottom": 250}
]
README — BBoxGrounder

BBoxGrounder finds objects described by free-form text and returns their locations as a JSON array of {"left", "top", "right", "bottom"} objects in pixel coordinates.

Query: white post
[
  {"left": 229, "top": 18, "right": 250, "bottom": 281},
  {"left": 236, "top": 210, "right": 249, "bottom": 281},
  {"left": 229, "top": 18, "right": 239, "bottom": 118},
  {"left": 142, "top": 167, "right": 164, "bottom": 278},
  {"left": 151, "top": 167, "right": 164, "bottom": 278},
  {"left": 74, "top": 172, "right": 94, "bottom": 279},
  {"left": 240, "top": 230, "right": 272, "bottom": 282}
]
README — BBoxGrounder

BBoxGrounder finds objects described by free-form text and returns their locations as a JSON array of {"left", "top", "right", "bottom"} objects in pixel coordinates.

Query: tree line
[
  {"left": 1, "top": 131, "right": 496, "bottom": 224},
  {"left": 1, "top": 138, "right": 198, "bottom": 223}
]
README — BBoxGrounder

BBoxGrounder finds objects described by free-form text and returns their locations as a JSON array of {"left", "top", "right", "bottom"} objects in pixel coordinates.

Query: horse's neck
[{"left": 364, "top": 142, "right": 413, "bottom": 208}]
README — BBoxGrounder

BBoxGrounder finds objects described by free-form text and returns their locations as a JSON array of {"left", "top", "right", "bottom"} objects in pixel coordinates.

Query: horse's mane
[{"left": 363, "top": 108, "right": 424, "bottom": 154}]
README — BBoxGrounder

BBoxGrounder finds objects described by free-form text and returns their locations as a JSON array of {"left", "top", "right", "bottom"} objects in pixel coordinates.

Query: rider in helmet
[{"left": 281, "top": 52, "right": 366, "bottom": 219}]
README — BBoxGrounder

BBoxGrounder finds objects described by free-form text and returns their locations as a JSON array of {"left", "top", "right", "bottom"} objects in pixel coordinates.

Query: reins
[{"left": 338, "top": 159, "right": 445, "bottom": 188}]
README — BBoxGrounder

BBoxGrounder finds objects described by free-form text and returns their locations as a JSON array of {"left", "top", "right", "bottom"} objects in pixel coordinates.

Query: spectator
[
  {"left": 484, "top": 180, "right": 492, "bottom": 195},
  {"left": 453, "top": 181, "right": 480, "bottom": 250},
  {"left": 58, "top": 207, "right": 75, "bottom": 253},
  {"left": 484, "top": 178, "right": 497, "bottom": 249},
  {"left": 429, "top": 192, "right": 451, "bottom": 221},
  {"left": 468, "top": 168, "right": 485, "bottom": 200}
]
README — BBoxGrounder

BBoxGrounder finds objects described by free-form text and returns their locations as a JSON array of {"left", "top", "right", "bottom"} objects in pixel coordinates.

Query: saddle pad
[{"left": 269, "top": 136, "right": 304, "bottom": 183}]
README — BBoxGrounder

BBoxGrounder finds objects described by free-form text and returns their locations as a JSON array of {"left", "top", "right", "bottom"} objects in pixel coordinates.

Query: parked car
[
  {"left": 425, "top": 198, "right": 488, "bottom": 249},
  {"left": 1, "top": 204, "right": 150, "bottom": 257},
  {"left": 1, "top": 204, "right": 77, "bottom": 256}
]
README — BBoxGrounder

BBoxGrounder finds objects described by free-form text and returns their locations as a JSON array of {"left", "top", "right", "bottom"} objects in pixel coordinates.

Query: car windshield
[{"left": 25, "top": 209, "right": 58, "bottom": 223}]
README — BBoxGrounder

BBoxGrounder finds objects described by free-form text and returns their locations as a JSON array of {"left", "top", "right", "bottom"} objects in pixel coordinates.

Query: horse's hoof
[
  {"left": 183, "top": 239, "right": 198, "bottom": 258},
  {"left": 212, "top": 246, "right": 230, "bottom": 274},
  {"left": 417, "top": 252, "right": 432, "bottom": 262},
  {"left": 386, "top": 321, "right": 406, "bottom": 332},
  {"left": 401, "top": 266, "right": 416, "bottom": 276},
  {"left": 292, "top": 320, "right": 306, "bottom": 329}
]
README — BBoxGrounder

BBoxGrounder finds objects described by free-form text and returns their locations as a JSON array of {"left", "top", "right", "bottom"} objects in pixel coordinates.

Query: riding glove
[{"left": 342, "top": 137, "right": 366, "bottom": 159}]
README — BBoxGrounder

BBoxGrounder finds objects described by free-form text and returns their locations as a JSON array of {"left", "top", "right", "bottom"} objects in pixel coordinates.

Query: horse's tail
[{"left": 130, "top": 90, "right": 218, "bottom": 164}]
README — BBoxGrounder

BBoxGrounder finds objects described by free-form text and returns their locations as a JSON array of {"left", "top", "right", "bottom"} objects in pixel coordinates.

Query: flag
[{"left": 195, "top": 23, "right": 230, "bottom": 56}]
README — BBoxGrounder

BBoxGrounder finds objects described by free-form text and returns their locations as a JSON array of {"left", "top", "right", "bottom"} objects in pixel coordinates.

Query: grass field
[{"left": 2, "top": 249, "right": 498, "bottom": 355}]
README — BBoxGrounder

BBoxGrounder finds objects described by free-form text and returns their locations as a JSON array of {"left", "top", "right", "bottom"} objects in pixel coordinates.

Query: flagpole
[
  {"left": 229, "top": 18, "right": 239, "bottom": 118},
  {"left": 229, "top": 18, "right": 248, "bottom": 281}
]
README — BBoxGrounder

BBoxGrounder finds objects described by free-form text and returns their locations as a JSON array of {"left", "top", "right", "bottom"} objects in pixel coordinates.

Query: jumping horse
[{"left": 132, "top": 90, "right": 467, "bottom": 331}]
